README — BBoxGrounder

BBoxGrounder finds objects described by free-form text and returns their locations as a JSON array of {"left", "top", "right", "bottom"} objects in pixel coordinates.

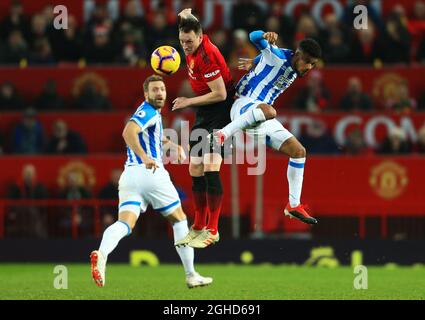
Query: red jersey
[{"left": 185, "top": 35, "right": 233, "bottom": 95}]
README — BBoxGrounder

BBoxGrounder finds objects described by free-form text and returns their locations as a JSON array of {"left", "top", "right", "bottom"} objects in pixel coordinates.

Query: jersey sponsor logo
[
  {"left": 204, "top": 70, "right": 220, "bottom": 78},
  {"left": 273, "top": 73, "right": 296, "bottom": 89}
]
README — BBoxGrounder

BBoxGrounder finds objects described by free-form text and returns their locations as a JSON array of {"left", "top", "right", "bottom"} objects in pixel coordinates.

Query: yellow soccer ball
[{"left": 150, "top": 46, "right": 181, "bottom": 76}]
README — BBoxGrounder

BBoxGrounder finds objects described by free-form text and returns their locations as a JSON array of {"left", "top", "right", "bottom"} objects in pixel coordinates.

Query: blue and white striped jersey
[
  {"left": 125, "top": 101, "right": 163, "bottom": 167},
  {"left": 236, "top": 30, "right": 298, "bottom": 106}
]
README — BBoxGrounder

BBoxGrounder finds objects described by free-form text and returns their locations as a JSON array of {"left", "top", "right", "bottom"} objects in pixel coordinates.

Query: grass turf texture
[{"left": 0, "top": 264, "right": 424, "bottom": 300}]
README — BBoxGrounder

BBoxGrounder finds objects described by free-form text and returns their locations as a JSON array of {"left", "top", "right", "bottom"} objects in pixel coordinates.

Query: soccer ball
[{"left": 150, "top": 46, "right": 181, "bottom": 76}]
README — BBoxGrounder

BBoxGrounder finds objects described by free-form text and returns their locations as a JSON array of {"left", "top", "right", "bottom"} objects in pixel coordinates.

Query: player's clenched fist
[{"left": 263, "top": 32, "right": 278, "bottom": 45}]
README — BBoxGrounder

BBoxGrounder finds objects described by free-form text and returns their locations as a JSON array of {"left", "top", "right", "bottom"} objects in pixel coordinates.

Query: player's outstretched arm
[
  {"left": 123, "top": 121, "right": 159, "bottom": 172},
  {"left": 172, "top": 76, "right": 227, "bottom": 110}
]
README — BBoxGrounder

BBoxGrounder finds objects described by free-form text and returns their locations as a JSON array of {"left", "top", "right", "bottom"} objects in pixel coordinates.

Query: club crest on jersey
[{"left": 189, "top": 59, "right": 195, "bottom": 69}]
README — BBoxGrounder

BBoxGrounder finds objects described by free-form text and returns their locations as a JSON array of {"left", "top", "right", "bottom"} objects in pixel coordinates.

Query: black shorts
[{"left": 189, "top": 93, "right": 234, "bottom": 158}]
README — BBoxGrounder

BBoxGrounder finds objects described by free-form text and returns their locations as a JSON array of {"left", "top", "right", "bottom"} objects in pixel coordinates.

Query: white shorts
[
  {"left": 230, "top": 96, "right": 293, "bottom": 151},
  {"left": 118, "top": 165, "right": 181, "bottom": 218}
]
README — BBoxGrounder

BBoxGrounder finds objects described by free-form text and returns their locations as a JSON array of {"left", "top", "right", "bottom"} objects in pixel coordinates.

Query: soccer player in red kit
[{"left": 173, "top": 8, "right": 234, "bottom": 249}]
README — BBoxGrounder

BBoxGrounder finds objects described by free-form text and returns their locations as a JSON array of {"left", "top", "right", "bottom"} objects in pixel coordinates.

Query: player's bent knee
[
  {"left": 293, "top": 146, "right": 306, "bottom": 158},
  {"left": 118, "top": 211, "right": 138, "bottom": 230},
  {"left": 257, "top": 104, "right": 276, "bottom": 120},
  {"left": 189, "top": 161, "right": 204, "bottom": 176},
  {"left": 165, "top": 206, "right": 187, "bottom": 224}
]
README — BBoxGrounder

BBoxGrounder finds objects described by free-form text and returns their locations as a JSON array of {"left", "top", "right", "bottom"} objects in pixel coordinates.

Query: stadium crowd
[{"left": 0, "top": 0, "right": 424, "bottom": 157}]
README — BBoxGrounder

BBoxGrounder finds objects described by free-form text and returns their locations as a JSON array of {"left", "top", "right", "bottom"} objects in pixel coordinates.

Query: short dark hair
[
  {"left": 143, "top": 75, "right": 164, "bottom": 92},
  {"left": 178, "top": 17, "right": 202, "bottom": 35},
  {"left": 299, "top": 38, "right": 322, "bottom": 59}
]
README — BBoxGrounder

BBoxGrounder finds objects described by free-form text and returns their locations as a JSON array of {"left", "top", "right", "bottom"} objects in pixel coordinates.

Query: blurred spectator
[
  {"left": 113, "top": 0, "right": 146, "bottom": 52},
  {"left": 320, "top": 12, "right": 350, "bottom": 45},
  {"left": 385, "top": 82, "right": 417, "bottom": 113},
  {"left": 0, "top": 81, "right": 25, "bottom": 111},
  {"left": 84, "top": 25, "right": 116, "bottom": 64},
  {"left": 99, "top": 169, "right": 121, "bottom": 199},
  {"left": 340, "top": 77, "right": 373, "bottom": 111},
  {"left": 51, "top": 15, "right": 82, "bottom": 62},
  {"left": 210, "top": 29, "right": 230, "bottom": 61},
  {"left": 6, "top": 163, "right": 49, "bottom": 237},
  {"left": 0, "top": 0, "right": 30, "bottom": 41},
  {"left": 293, "top": 70, "right": 331, "bottom": 112},
  {"left": 34, "top": 79, "right": 65, "bottom": 111},
  {"left": 299, "top": 119, "right": 340, "bottom": 154},
  {"left": 29, "top": 37, "right": 55, "bottom": 65},
  {"left": 343, "top": 128, "right": 372, "bottom": 155},
  {"left": 415, "top": 125, "right": 425, "bottom": 153},
  {"left": 228, "top": 29, "right": 258, "bottom": 68},
  {"left": 145, "top": 11, "right": 176, "bottom": 55},
  {"left": 411, "top": 1, "right": 425, "bottom": 62},
  {"left": 84, "top": 2, "right": 113, "bottom": 43},
  {"left": 74, "top": 81, "right": 112, "bottom": 111},
  {"left": 378, "top": 127, "right": 411, "bottom": 154},
  {"left": 12, "top": 108, "right": 45, "bottom": 154},
  {"left": 116, "top": 28, "right": 145, "bottom": 66},
  {"left": 350, "top": 21, "right": 382, "bottom": 64},
  {"left": 46, "top": 120, "right": 87, "bottom": 154},
  {"left": 7, "top": 164, "right": 49, "bottom": 199},
  {"left": 98, "top": 168, "right": 122, "bottom": 230},
  {"left": 29, "top": 14, "right": 47, "bottom": 49},
  {"left": 58, "top": 171, "right": 93, "bottom": 237},
  {"left": 268, "top": 3, "right": 295, "bottom": 45},
  {"left": 294, "top": 14, "right": 321, "bottom": 47},
  {"left": 380, "top": 7, "right": 411, "bottom": 64},
  {"left": 232, "top": 0, "right": 265, "bottom": 32},
  {"left": 0, "top": 29, "right": 29, "bottom": 64},
  {"left": 323, "top": 29, "right": 351, "bottom": 64}
]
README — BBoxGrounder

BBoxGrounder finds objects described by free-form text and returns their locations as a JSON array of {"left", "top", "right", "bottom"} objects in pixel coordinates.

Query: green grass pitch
[{"left": 0, "top": 264, "right": 424, "bottom": 300}]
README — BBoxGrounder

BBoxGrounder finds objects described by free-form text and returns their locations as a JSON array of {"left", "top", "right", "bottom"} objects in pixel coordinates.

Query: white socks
[
  {"left": 222, "top": 108, "right": 266, "bottom": 138},
  {"left": 173, "top": 220, "right": 195, "bottom": 276},
  {"left": 99, "top": 220, "right": 131, "bottom": 259},
  {"left": 287, "top": 157, "right": 306, "bottom": 208},
  {"left": 98, "top": 219, "right": 195, "bottom": 276}
]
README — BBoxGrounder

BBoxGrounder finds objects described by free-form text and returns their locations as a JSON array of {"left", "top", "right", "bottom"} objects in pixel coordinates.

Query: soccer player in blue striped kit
[
  {"left": 211, "top": 30, "right": 322, "bottom": 225},
  {"left": 90, "top": 75, "right": 212, "bottom": 289}
]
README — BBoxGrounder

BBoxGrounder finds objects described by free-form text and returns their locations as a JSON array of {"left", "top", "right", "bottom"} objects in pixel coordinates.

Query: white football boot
[{"left": 186, "top": 271, "right": 213, "bottom": 289}]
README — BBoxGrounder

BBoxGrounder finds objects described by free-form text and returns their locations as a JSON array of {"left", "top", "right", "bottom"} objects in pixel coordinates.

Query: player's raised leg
[
  {"left": 212, "top": 103, "right": 276, "bottom": 144},
  {"left": 166, "top": 206, "right": 213, "bottom": 288},
  {"left": 279, "top": 136, "right": 317, "bottom": 225},
  {"left": 263, "top": 119, "right": 317, "bottom": 225},
  {"left": 91, "top": 210, "right": 136, "bottom": 287}
]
